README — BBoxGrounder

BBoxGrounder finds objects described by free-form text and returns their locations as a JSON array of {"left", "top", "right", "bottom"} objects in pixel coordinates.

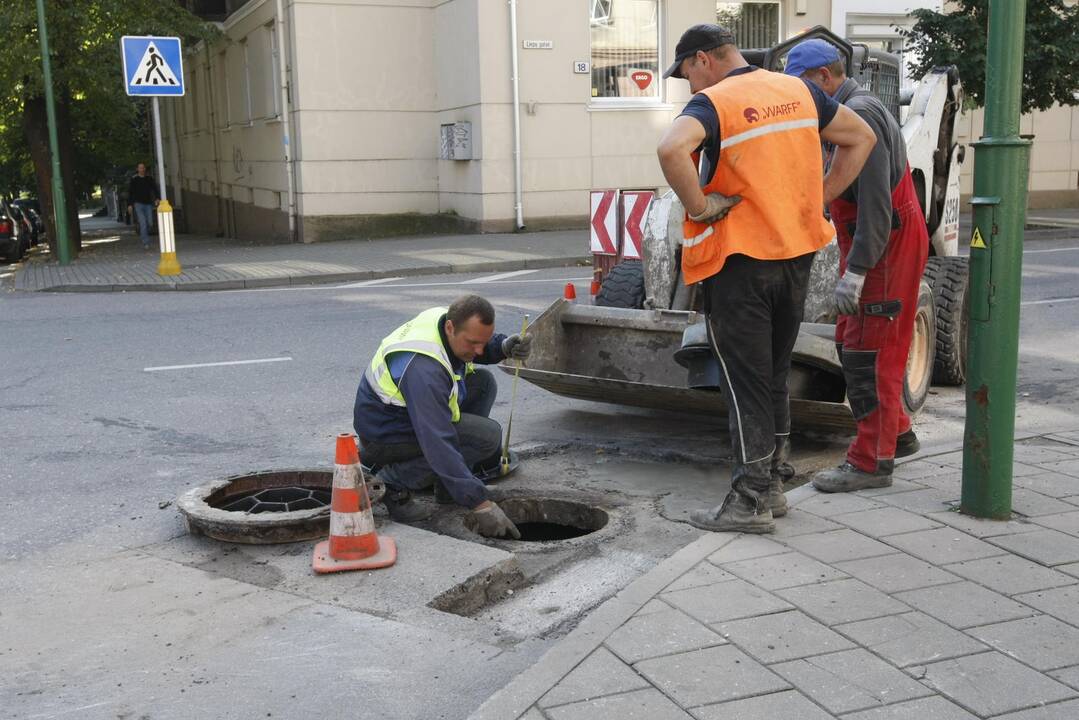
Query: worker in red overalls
[{"left": 786, "top": 39, "right": 928, "bottom": 492}]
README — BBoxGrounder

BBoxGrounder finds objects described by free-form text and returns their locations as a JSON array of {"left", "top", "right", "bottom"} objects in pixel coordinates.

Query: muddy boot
[
  {"left": 689, "top": 487, "right": 775, "bottom": 534},
  {"left": 895, "top": 429, "right": 921, "bottom": 458},
  {"left": 812, "top": 462, "right": 892, "bottom": 493},
  {"left": 770, "top": 436, "right": 795, "bottom": 518},
  {"left": 382, "top": 487, "right": 434, "bottom": 522}
]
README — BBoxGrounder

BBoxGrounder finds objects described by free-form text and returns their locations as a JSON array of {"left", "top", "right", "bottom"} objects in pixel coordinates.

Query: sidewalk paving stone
[
  {"left": 877, "top": 488, "right": 960, "bottom": 514},
  {"left": 543, "top": 688, "right": 693, "bottom": 720},
  {"left": 907, "top": 471, "right": 963, "bottom": 492},
  {"left": 1049, "top": 667, "right": 1079, "bottom": 691},
  {"left": 771, "top": 509, "right": 845, "bottom": 538},
  {"left": 537, "top": 648, "right": 651, "bottom": 709},
  {"left": 662, "top": 578, "right": 793, "bottom": 625},
  {"left": 834, "top": 611, "right": 988, "bottom": 668},
  {"left": 603, "top": 608, "right": 725, "bottom": 664},
  {"left": 883, "top": 527, "right": 1005, "bottom": 564},
  {"left": 1033, "top": 510, "right": 1079, "bottom": 535},
  {"left": 924, "top": 510, "right": 1040, "bottom": 538},
  {"left": 892, "top": 460, "right": 955, "bottom": 481},
  {"left": 634, "top": 645, "right": 789, "bottom": 708},
  {"left": 987, "top": 529, "right": 1079, "bottom": 566},
  {"left": 771, "top": 648, "right": 933, "bottom": 714},
  {"left": 834, "top": 554, "right": 959, "bottom": 594},
  {"left": 689, "top": 690, "right": 834, "bottom": 720},
  {"left": 664, "top": 562, "right": 736, "bottom": 592},
  {"left": 895, "top": 581, "right": 1037, "bottom": 629},
  {"left": 1012, "top": 445, "right": 1078, "bottom": 465},
  {"left": 636, "top": 599, "right": 671, "bottom": 615},
  {"left": 775, "top": 578, "right": 909, "bottom": 626},
  {"left": 778, "top": 529, "right": 896, "bottom": 564},
  {"left": 1034, "top": 461, "right": 1079, "bottom": 481},
  {"left": 719, "top": 551, "right": 847, "bottom": 590},
  {"left": 943, "top": 555, "right": 1077, "bottom": 596},
  {"left": 839, "top": 696, "right": 979, "bottom": 720},
  {"left": 713, "top": 610, "right": 855, "bottom": 664},
  {"left": 795, "top": 492, "right": 884, "bottom": 518},
  {"left": 1015, "top": 585, "right": 1079, "bottom": 625},
  {"left": 916, "top": 651, "right": 1078, "bottom": 717},
  {"left": 1016, "top": 473, "right": 1079, "bottom": 499},
  {"left": 968, "top": 615, "right": 1079, "bottom": 671},
  {"left": 855, "top": 478, "right": 931, "bottom": 497},
  {"left": 1011, "top": 488, "right": 1076, "bottom": 517},
  {"left": 832, "top": 507, "right": 943, "bottom": 537},
  {"left": 995, "top": 699, "right": 1079, "bottom": 720},
  {"left": 705, "top": 535, "right": 789, "bottom": 564}
]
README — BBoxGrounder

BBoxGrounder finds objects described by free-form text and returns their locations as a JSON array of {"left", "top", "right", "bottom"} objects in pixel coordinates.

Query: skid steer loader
[{"left": 504, "top": 27, "right": 968, "bottom": 433}]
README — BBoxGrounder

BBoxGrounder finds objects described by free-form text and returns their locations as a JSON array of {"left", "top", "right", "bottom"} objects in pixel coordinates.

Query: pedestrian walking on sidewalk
[
  {"left": 353, "top": 294, "right": 533, "bottom": 539},
  {"left": 656, "top": 24, "right": 876, "bottom": 533},
  {"left": 784, "top": 39, "right": 929, "bottom": 494},
  {"left": 127, "top": 162, "right": 159, "bottom": 250}
]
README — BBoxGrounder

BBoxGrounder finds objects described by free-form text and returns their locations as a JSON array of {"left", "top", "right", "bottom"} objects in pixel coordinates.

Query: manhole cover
[
  {"left": 178, "top": 469, "right": 381, "bottom": 545},
  {"left": 464, "top": 497, "right": 609, "bottom": 543}
]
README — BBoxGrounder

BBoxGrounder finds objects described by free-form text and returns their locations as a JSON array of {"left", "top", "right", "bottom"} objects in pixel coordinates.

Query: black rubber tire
[
  {"left": 923, "top": 255, "right": 969, "bottom": 386},
  {"left": 902, "top": 279, "right": 936, "bottom": 416},
  {"left": 595, "top": 261, "right": 645, "bottom": 309}
]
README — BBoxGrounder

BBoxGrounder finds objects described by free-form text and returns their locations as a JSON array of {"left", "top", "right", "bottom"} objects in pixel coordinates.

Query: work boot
[
  {"left": 689, "top": 488, "right": 775, "bottom": 534},
  {"left": 768, "top": 477, "right": 788, "bottom": 518},
  {"left": 812, "top": 462, "right": 892, "bottom": 493},
  {"left": 895, "top": 429, "right": 921, "bottom": 458},
  {"left": 770, "top": 436, "right": 795, "bottom": 518},
  {"left": 382, "top": 487, "right": 434, "bottom": 522}
]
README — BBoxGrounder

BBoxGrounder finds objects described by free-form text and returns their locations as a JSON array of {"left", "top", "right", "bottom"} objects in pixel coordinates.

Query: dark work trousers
[
  {"left": 358, "top": 368, "right": 502, "bottom": 490},
  {"left": 831, "top": 168, "right": 928, "bottom": 474},
  {"left": 703, "top": 252, "right": 816, "bottom": 499}
]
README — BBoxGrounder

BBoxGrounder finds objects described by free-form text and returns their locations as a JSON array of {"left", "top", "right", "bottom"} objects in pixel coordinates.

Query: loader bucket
[{"left": 501, "top": 299, "right": 855, "bottom": 434}]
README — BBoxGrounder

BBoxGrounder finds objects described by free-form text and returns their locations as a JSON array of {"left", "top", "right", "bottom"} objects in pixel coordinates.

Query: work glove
[
  {"left": 501, "top": 333, "right": 532, "bottom": 361},
  {"left": 688, "top": 192, "right": 742, "bottom": 224},
  {"left": 834, "top": 270, "right": 866, "bottom": 316},
  {"left": 471, "top": 501, "right": 521, "bottom": 540}
]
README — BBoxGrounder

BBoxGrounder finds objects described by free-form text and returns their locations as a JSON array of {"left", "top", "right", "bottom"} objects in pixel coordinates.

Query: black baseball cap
[{"left": 663, "top": 24, "right": 737, "bottom": 79}]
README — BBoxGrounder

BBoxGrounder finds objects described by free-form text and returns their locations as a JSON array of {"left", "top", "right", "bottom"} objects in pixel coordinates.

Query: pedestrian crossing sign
[{"left": 121, "top": 36, "right": 184, "bottom": 96}]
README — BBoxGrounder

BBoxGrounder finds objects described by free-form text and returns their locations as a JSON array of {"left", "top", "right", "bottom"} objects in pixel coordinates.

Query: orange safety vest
[{"left": 681, "top": 70, "right": 835, "bottom": 285}]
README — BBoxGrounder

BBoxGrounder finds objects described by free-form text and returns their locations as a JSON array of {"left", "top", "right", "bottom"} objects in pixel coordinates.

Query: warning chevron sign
[
  {"left": 121, "top": 36, "right": 185, "bottom": 96},
  {"left": 970, "top": 227, "right": 987, "bottom": 249}
]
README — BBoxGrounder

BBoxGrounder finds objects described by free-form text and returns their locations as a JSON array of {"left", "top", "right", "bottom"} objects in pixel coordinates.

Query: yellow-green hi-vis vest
[{"left": 364, "top": 307, "right": 474, "bottom": 423}]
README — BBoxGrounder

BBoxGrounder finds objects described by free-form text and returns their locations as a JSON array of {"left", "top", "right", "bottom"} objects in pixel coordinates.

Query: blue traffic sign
[{"left": 121, "top": 36, "right": 184, "bottom": 96}]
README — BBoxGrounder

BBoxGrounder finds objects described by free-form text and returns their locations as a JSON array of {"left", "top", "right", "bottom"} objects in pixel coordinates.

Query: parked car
[
  {"left": 0, "top": 200, "right": 29, "bottom": 261},
  {"left": 11, "top": 199, "right": 45, "bottom": 244},
  {"left": 8, "top": 204, "right": 39, "bottom": 246}
]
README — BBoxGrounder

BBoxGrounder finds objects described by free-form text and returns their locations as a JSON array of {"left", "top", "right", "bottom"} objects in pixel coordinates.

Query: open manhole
[
  {"left": 464, "top": 497, "right": 609, "bottom": 543},
  {"left": 178, "top": 469, "right": 382, "bottom": 545}
]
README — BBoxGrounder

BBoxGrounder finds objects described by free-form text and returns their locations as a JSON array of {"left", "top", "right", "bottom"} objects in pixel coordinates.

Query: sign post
[
  {"left": 121, "top": 36, "right": 185, "bottom": 276},
  {"left": 35, "top": 0, "right": 72, "bottom": 265}
]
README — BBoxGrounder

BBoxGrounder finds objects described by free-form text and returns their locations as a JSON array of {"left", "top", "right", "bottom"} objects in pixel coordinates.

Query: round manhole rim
[{"left": 462, "top": 495, "right": 614, "bottom": 546}]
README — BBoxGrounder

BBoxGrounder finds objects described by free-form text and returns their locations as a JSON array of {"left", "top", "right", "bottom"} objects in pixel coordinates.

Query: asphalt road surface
[{"left": 2, "top": 236, "right": 1078, "bottom": 719}]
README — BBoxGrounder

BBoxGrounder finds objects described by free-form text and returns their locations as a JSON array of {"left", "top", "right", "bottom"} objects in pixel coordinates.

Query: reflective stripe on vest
[
  {"left": 366, "top": 307, "right": 472, "bottom": 423},
  {"left": 680, "top": 70, "right": 835, "bottom": 285}
]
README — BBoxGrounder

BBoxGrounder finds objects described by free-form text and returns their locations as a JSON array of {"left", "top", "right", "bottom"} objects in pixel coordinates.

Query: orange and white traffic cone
[
  {"left": 312, "top": 433, "right": 397, "bottom": 574},
  {"left": 563, "top": 282, "right": 577, "bottom": 301},
  {"left": 589, "top": 270, "right": 601, "bottom": 302}
]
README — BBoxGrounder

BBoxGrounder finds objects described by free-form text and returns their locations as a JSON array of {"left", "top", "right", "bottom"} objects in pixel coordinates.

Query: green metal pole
[
  {"left": 35, "top": 0, "right": 72, "bottom": 265},
  {"left": 961, "top": 0, "right": 1032, "bottom": 519}
]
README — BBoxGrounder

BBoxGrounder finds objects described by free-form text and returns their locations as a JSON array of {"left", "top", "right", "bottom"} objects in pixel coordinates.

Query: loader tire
[
  {"left": 596, "top": 261, "right": 645, "bottom": 309},
  {"left": 902, "top": 279, "right": 936, "bottom": 417},
  {"left": 923, "top": 256, "right": 969, "bottom": 386}
]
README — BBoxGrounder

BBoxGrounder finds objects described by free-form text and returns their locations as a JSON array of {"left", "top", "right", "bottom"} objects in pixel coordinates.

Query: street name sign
[{"left": 121, "top": 36, "right": 185, "bottom": 96}]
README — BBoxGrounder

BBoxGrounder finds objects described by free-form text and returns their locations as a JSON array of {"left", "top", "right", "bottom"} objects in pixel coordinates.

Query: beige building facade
[{"left": 165, "top": 0, "right": 1079, "bottom": 243}]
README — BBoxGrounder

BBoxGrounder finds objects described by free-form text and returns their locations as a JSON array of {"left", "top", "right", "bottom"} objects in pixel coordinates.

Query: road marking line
[
  {"left": 1024, "top": 246, "right": 1079, "bottom": 255},
  {"left": 335, "top": 277, "right": 403, "bottom": 288},
  {"left": 1022, "top": 296, "right": 1079, "bottom": 306},
  {"left": 144, "top": 357, "right": 293, "bottom": 372},
  {"left": 464, "top": 269, "right": 540, "bottom": 283}
]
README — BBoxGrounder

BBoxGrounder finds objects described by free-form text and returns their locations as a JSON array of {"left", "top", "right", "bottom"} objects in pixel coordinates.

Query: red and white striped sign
[
  {"left": 620, "top": 191, "right": 654, "bottom": 260},
  {"left": 590, "top": 189, "right": 619, "bottom": 256}
]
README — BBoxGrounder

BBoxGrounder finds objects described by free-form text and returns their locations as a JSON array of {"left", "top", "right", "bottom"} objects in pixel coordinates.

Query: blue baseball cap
[{"left": 784, "top": 38, "right": 841, "bottom": 77}]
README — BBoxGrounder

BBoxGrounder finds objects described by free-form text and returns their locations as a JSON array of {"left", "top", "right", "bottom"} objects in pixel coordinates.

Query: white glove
[
  {"left": 471, "top": 502, "right": 521, "bottom": 539},
  {"left": 688, "top": 192, "right": 742, "bottom": 224},
  {"left": 834, "top": 270, "right": 866, "bottom": 316}
]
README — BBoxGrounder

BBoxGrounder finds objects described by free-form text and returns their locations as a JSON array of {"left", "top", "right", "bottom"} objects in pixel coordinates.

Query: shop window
[
  {"left": 590, "top": 0, "right": 662, "bottom": 104},
  {"left": 716, "top": 1, "right": 780, "bottom": 49}
]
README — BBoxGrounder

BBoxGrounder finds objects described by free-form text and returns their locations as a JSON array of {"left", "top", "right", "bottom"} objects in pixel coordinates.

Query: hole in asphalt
[{"left": 464, "top": 497, "right": 608, "bottom": 542}]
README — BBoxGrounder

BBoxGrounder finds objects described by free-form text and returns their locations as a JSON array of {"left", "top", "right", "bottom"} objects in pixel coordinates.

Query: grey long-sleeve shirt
[{"left": 831, "top": 78, "right": 907, "bottom": 274}]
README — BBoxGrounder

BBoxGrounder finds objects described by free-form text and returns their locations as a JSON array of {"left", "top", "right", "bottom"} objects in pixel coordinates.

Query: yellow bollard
[{"left": 156, "top": 199, "right": 182, "bottom": 277}]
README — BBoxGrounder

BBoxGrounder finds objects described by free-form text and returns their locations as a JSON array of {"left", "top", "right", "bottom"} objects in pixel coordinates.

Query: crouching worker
[{"left": 353, "top": 295, "right": 532, "bottom": 539}]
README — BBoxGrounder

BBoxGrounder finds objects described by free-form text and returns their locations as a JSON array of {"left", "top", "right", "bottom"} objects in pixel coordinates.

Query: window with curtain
[
  {"left": 590, "top": 0, "right": 661, "bottom": 102},
  {"left": 716, "top": 1, "right": 780, "bottom": 49}
]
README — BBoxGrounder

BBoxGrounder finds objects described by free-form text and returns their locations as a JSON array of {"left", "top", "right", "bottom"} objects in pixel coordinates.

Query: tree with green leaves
[
  {"left": 0, "top": 1, "right": 215, "bottom": 258},
  {"left": 900, "top": 0, "right": 1079, "bottom": 115}
]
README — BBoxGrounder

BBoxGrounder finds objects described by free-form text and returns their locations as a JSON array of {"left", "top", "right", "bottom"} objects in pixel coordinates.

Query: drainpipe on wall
[
  {"left": 274, "top": 0, "right": 298, "bottom": 243},
  {"left": 509, "top": 0, "right": 525, "bottom": 230},
  {"left": 205, "top": 49, "right": 226, "bottom": 237}
]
